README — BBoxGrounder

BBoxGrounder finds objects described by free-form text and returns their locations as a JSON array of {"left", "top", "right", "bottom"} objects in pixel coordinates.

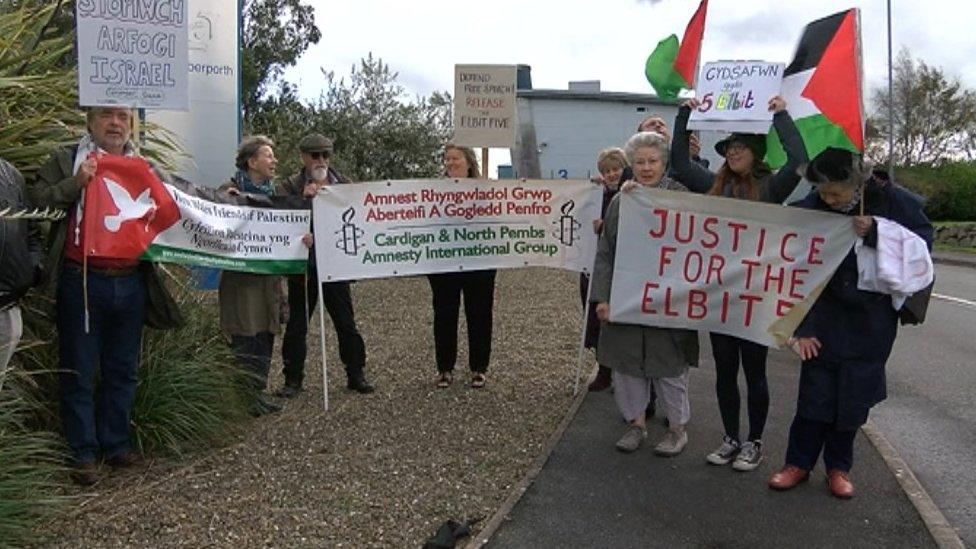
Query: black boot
[
  {"left": 588, "top": 365, "right": 612, "bottom": 392},
  {"left": 347, "top": 373, "right": 375, "bottom": 394}
]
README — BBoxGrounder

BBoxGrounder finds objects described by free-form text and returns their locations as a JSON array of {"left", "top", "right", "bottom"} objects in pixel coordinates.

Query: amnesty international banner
[
  {"left": 142, "top": 185, "right": 311, "bottom": 274},
  {"left": 313, "top": 179, "right": 602, "bottom": 282},
  {"left": 609, "top": 188, "right": 855, "bottom": 347}
]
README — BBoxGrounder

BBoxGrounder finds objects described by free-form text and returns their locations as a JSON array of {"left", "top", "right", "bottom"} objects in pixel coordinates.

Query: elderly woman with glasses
[{"left": 591, "top": 131, "right": 699, "bottom": 457}]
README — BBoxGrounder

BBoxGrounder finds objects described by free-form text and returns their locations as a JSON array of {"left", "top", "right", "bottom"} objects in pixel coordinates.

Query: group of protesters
[
  {"left": 576, "top": 97, "right": 933, "bottom": 499},
  {"left": 0, "top": 98, "right": 932, "bottom": 498}
]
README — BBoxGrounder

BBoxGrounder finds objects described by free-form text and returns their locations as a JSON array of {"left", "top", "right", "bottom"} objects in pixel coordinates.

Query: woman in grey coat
[{"left": 591, "top": 131, "right": 699, "bottom": 457}]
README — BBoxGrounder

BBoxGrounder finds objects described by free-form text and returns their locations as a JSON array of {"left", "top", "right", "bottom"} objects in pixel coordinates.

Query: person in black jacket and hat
[
  {"left": 768, "top": 147, "right": 932, "bottom": 499},
  {"left": 276, "top": 133, "right": 374, "bottom": 397}
]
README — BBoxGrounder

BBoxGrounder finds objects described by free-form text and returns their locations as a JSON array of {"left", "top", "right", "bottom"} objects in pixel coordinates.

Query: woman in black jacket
[
  {"left": 428, "top": 144, "right": 496, "bottom": 389},
  {"left": 670, "top": 95, "right": 807, "bottom": 472}
]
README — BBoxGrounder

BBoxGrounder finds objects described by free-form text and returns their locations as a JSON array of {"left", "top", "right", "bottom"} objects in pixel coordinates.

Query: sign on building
[
  {"left": 76, "top": 0, "right": 189, "bottom": 109},
  {"left": 688, "top": 61, "right": 785, "bottom": 133},
  {"left": 148, "top": 0, "right": 240, "bottom": 187},
  {"left": 452, "top": 64, "right": 518, "bottom": 148}
]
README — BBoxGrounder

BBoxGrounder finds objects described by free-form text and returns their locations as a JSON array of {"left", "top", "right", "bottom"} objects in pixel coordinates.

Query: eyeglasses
[
  {"left": 725, "top": 143, "right": 748, "bottom": 154},
  {"left": 308, "top": 151, "right": 330, "bottom": 160}
]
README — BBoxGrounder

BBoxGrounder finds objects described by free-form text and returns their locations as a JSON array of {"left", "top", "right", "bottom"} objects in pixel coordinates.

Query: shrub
[
  {"left": 897, "top": 162, "right": 976, "bottom": 221},
  {"left": 132, "top": 274, "right": 252, "bottom": 456},
  {"left": 0, "top": 368, "right": 69, "bottom": 547}
]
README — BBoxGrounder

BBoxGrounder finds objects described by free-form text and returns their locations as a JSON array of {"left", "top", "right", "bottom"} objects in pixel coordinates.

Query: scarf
[
  {"left": 235, "top": 170, "right": 275, "bottom": 197},
  {"left": 835, "top": 183, "right": 864, "bottom": 214}
]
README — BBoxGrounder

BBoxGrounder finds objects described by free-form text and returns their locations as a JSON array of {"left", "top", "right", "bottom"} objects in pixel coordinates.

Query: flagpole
[{"left": 886, "top": 0, "right": 895, "bottom": 178}]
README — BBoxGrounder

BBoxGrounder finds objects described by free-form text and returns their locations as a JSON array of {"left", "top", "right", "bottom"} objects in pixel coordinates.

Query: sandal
[
  {"left": 436, "top": 372, "right": 453, "bottom": 389},
  {"left": 470, "top": 373, "right": 486, "bottom": 389}
]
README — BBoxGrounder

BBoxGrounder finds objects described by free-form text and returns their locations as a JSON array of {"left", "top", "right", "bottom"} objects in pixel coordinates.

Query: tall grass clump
[
  {"left": 131, "top": 271, "right": 252, "bottom": 457},
  {"left": 0, "top": 368, "right": 69, "bottom": 547}
]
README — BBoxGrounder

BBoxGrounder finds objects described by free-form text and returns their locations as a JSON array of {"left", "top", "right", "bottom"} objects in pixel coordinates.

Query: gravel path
[{"left": 41, "top": 269, "right": 584, "bottom": 547}]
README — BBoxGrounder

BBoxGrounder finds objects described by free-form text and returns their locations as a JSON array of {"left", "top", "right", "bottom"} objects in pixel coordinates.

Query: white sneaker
[
  {"left": 654, "top": 428, "right": 688, "bottom": 457},
  {"left": 706, "top": 436, "right": 741, "bottom": 465},
  {"left": 615, "top": 425, "right": 647, "bottom": 453},
  {"left": 732, "top": 440, "right": 764, "bottom": 471}
]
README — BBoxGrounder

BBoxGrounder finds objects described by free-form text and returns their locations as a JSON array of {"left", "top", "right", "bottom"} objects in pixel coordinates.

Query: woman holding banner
[
  {"left": 591, "top": 131, "right": 699, "bottom": 457},
  {"left": 428, "top": 144, "right": 496, "bottom": 389},
  {"left": 218, "top": 136, "right": 286, "bottom": 416},
  {"left": 769, "top": 148, "right": 932, "bottom": 499},
  {"left": 670, "top": 95, "right": 807, "bottom": 471}
]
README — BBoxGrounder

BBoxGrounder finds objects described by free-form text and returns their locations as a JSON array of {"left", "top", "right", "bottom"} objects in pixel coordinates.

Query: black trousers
[
  {"left": 231, "top": 332, "right": 275, "bottom": 391},
  {"left": 785, "top": 414, "right": 857, "bottom": 472},
  {"left": 579, "top": 273, "right": 600, "bottom": 350},
  {"left": 281, "top": 272, "right": 366, "bottom": 386},
  {"left": 427, "top": 270, "right": 496, "bottom": 373},
  {"left": 710, "top": 332, "right": 770, "bottom": 441}
]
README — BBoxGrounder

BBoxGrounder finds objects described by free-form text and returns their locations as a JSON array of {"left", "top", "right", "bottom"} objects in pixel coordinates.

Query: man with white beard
[{"left": 277, "top": 134, "right": 374, "bottom": 398}]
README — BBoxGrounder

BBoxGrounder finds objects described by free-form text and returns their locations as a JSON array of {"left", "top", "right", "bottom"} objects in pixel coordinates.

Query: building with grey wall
[{"left": 510, "top": 66, "right": 724, "bottom": 180}]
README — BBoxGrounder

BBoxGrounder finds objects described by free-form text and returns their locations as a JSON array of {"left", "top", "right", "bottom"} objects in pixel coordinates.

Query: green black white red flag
[{"left": 766, "top": 9, "right": 865, "bottom": 168}]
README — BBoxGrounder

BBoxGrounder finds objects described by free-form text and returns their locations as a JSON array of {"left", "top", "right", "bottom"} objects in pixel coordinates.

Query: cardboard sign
[
  {"left": 312, "top": 179, "right": 601, "bottom": 282},
  {"left": 452, "top": 65, "right": 517, "bottom": 148},
  {"left": 688, "top": 61, "right": 785, "bottom": 133},
  {"left": 76, "top": 0, "right": 189, "bottom": 109},
  {"left": 608, "top": 188, "right": 855, "bottom": 347}
]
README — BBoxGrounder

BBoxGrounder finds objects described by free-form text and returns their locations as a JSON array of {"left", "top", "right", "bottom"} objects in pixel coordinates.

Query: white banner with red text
[
  {"left": 312, "top": 179, "right": 602, "bottom": 282},
  {"left": 608, "top": 188, "right": 855, "bottom": 347}
]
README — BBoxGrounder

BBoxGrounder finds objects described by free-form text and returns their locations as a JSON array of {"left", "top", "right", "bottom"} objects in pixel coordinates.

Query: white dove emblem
[{"left": 102, "top": 177, "right": 157, "bottom": 232}]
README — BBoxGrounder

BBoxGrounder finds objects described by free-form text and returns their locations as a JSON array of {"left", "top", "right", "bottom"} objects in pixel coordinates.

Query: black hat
[
  {"left": 714, "top": 133, "right": 767, "bottom": 160},
  {"left": 806, "top": 147, "right": 858, "bottom": 184},
  {"left": 298, "top": 133, "right": 334, "bottom": 154}
]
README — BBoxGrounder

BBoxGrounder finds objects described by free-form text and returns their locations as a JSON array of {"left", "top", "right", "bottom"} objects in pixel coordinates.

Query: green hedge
[{"left": 897, "top": 162, "right": 976, "bottom": 221}]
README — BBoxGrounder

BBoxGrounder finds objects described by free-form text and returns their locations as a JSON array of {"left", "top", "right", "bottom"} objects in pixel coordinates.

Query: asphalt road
[{"left": 870, "top": 262, "right": 976, "bottom": 546}]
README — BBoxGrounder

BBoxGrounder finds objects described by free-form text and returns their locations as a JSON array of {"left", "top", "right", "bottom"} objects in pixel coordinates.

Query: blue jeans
[{"left": 57, "top": 267, "right": 146, "bottom": 464}]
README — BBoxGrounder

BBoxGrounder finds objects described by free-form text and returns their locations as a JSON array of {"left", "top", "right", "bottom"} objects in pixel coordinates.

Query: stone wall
[{"left": 934, "top": 223, "right": 976, "bottom": 247}]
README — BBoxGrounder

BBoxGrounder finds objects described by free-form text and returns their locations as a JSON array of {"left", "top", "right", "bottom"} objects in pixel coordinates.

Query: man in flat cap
[{"left": 277, "top": 133, "right": 374, "bottom": 397}]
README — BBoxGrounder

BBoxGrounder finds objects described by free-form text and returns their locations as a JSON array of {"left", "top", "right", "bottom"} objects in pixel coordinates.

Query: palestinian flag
[
  {"left": 766, "top": 9, "right": 864, "bottom": 168},
  {"left": 645, "top": 0, "right": 708, "bottom": 101}
]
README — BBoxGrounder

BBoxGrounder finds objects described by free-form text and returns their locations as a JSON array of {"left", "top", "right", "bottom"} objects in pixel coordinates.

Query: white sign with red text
[{"left": 609, "top": 188, "right": 855, "bottom": 347}]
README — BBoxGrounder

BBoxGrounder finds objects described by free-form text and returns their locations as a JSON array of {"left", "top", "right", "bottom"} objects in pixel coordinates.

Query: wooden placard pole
[{"left": 481, "top": 147, "right": 489, "bottom": 178}]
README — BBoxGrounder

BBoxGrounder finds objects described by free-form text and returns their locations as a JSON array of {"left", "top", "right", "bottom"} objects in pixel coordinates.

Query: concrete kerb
[
  {"left": 861, "top": 420, "right": 966, "bottom": 549},
  {"left": 932, "top": 252, "right": 976, "bottom": 269},
  {"left": 465, "top": 370, "right": 592, "bottom": 549}
]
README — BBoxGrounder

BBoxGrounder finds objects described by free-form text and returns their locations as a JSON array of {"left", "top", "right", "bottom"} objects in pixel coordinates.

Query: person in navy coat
[{"left": 768, "top": 147, "right": 933, "bottom": 499}]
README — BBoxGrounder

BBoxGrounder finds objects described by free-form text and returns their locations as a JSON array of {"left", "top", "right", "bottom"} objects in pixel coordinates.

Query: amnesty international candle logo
[
  {"left": 335, "top": 207, "right": 365, "bottom": 256},
  {"left": 552, "top": 200, "right": 582, "bottom": 246}
]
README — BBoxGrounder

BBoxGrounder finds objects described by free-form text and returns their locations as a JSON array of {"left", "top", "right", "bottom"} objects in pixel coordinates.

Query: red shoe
[
  {"left": 826, "top": 469, "right": 855, "bottom": 499},
  {"left": 768, "top": 465, "right": 810, "bottom": 491}
]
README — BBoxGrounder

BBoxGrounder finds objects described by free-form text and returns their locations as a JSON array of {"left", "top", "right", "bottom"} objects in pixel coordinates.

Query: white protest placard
[
  {"left": 148, "top": 0, "right": 239, "bottom": 187},
  {"left": 312, "top": 179, "right": 602, "bottom": 282},
  {"left": 688, "top": 61, "right": 785, "bottom": 134},
  {"left": 76, "top": 0, "right": 189, "bottom": 109},
  {"left": 142, "top": 185, "right": 311, "bottom": 274},
  {"left": 608, "top": 188, "right": 855, "bottom": 347},
  {"left": 452, "top": 65, "right": 518, "bottom": 148}
]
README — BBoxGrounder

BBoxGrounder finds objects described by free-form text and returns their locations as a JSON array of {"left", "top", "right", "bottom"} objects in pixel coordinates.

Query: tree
[
  {"left": 258, "top": 55, "right": 453, "bottom": 182},
  {"left": 241, "top": 0, "right": 320, "bottom": 123},
  {"left": 868, "top": 48, "right": 976, "bottom": 166}
]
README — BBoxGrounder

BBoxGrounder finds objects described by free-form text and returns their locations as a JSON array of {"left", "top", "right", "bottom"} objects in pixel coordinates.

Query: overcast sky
[{"left": 285, "top": 0, "right": 975, "bottom": 104}]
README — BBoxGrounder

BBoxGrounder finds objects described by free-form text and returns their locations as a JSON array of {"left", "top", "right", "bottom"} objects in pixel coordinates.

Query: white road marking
[{"left": 932, "top": 293, "right": 976, "bottom": 309}]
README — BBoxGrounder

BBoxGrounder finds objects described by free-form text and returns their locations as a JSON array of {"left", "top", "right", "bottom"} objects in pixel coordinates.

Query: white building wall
[{"left": 528, "top": 98, "right": 724, "bottom": 180}]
